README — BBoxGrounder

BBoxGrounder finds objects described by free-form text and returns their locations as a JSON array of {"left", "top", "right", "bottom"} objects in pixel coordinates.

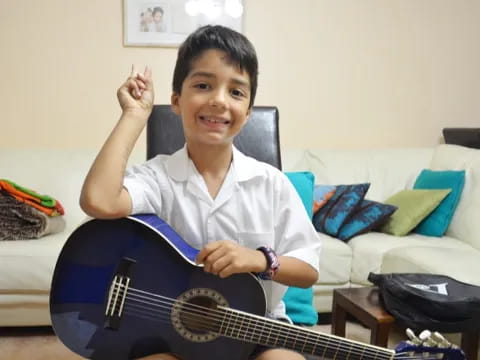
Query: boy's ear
[
  {"left": 171, "top": 93, "right": 180, "bottom": 115},
  {"left": 246, "top": 107, "right": 252, "bottom": 120}
]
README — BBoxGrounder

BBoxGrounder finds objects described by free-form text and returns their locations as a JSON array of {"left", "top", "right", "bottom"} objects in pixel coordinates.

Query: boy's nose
[{"left": 208, "top": 90, "right": 227, "bottom": 109}]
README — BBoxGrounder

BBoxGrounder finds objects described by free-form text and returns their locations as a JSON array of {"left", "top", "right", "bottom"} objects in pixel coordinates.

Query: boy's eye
[
  {"left": 195, "top": 83, "right": 209, "bottom": 90},
  {"left": 231, "top": 89, "right": 245, "bottom": 97}
]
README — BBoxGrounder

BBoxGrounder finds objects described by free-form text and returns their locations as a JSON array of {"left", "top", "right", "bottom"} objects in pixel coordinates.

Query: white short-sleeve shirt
[{"left": 123, "top": 145, "right": 321, "bottom": 320}]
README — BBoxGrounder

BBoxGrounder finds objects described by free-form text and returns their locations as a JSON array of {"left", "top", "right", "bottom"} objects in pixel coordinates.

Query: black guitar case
[{"left": 368, "top": 272, "right": 480, "bottom": 332}]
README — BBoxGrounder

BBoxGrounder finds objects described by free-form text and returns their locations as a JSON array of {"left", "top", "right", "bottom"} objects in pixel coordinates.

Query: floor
[{"left": 0, "top": 321, "right": 408, "bottom": 360}]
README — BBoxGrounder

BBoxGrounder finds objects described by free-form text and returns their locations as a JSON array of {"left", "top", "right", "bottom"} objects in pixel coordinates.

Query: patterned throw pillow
[
  {"left": 312, "top": 183, "right": 370, "bottom": 237},
  {"left": 337, "top": 200, "right": 397, "bottom": 241},
  {"left": 313, "top": 185, "right": 336, "bottom": 214}
]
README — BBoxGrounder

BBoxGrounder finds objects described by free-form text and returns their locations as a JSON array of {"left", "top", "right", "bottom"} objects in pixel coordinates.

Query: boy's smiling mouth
[{"left": 198, "top": 115, "right": 231, "bottom": 125}]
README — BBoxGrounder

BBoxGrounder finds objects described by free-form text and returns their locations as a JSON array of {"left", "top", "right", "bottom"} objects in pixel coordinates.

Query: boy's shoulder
[{"left": 233, "top": 147, "right": 286, "bottom": 182}]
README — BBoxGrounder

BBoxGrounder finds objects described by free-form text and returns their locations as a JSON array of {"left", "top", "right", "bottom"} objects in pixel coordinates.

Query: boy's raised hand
[
  {"left": 196, "top": 240, "right": 267, "bottom": 279},
  {"left": 117, "top": 65, "right": 154, "bottom": 118}
]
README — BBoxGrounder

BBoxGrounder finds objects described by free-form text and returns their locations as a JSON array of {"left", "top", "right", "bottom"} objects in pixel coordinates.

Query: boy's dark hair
[{"left": 172, "top": 25, "right": 258, "bottom": 108}]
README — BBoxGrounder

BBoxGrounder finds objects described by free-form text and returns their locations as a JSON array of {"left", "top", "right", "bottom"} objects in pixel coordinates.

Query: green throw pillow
[{"left": 380, "top": 189, "right": 451, "bottom": 236}]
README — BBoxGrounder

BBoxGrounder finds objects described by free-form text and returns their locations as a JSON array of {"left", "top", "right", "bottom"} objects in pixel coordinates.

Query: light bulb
[
  {"left": 202, "top": 0, "right": 222, "bottom": 19},
  {"left": 185, "top": 0, "right": 200, "bottom": 16},
  {"left": 225, "top": 0, "right": 243, "bottom": 18}
]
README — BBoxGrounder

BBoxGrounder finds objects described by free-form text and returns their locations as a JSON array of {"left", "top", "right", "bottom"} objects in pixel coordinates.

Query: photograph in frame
[{"left": 124, "top": 0, "right": 244, "bottom": 47}]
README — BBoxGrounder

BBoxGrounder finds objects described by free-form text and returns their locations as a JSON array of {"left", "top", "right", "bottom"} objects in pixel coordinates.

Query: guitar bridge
[{"left": 104, "top": 257, "right": 136, "bottom": 330}]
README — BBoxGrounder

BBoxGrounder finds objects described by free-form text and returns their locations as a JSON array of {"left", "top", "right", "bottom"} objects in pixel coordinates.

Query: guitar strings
[
  {"left": 122, "top": 286, "right": 391, "bottom": 358},
  {"left": 120, "top": 302, "right": 441, "bottom": 360},
  {"left": 111, "top": 284, "right": 430, "bottom": 360},
  {"left": 121, "top": 287, "right": 391, "bottom": 359}
]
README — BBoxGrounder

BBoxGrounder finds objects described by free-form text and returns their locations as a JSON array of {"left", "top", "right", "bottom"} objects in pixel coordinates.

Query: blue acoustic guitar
[{"left": 50, "top": 215, "right": 466, "bottom": 360}]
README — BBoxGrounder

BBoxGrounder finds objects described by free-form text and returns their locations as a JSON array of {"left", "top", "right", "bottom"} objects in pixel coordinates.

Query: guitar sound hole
[{"left": 180, "top": 296, "right": 218, "bottom": 334}]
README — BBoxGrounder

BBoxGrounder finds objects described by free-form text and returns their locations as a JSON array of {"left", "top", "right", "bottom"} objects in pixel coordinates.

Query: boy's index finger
[
  {"left": 130, "top": 64, "right": 138, "bottom": 78},
  {"left": 195, "top": 242, "right": 218, "bottom": 264},
  {"left": 144, "top": 65, "right": 152, "bottom": 79}
]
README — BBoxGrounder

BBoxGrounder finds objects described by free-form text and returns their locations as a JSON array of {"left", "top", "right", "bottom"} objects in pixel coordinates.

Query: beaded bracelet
[{"left": 256, "top": 246, "right": 280, "bottom": 280}]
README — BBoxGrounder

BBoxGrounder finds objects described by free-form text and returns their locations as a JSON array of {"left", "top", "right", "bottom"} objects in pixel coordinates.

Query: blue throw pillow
[
  {"left": 337, "top": 200, "right": 397, "bottom": 241},
  {"left": 313, "top": 183, "right": 370, "bottom": 236},
  {"left": 284, "top": 171, "right": 318, "bottom": 325},
  {"left": 284, "top": 171, "right": 315, "bottom": 219},
  {"left": 413, "top": 169, "right": 465, "bottom": 236}
]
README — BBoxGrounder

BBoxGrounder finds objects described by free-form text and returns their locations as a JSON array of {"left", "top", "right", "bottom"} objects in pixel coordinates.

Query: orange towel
[{"left": 0, "top": 180, "right": 64, "bottom": 216}]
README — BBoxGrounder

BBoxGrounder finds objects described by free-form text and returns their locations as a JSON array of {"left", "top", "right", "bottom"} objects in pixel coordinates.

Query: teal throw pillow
[
  {"left": 282, "top": 286, "right": 318, "bottom": 325},
  {"left": 284, "top": 171, "right": 317, "bottom": 325},
  {"left": 285, "top": 171, "right": 315, "bottom": 219},
  {"left": 337, "top": 200, "right": 397, "bottom": 241},
  {"left": 413, "top": 169, "right": 465, "bottom": 236},
  {"left": 313, "top": 183, "right": 370, "bottom": 237}
]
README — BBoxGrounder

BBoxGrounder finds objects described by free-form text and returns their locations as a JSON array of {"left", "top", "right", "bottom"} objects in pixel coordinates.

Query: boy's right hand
[{"left": 117, "top": 65, "right": 154, "bottom": 119}]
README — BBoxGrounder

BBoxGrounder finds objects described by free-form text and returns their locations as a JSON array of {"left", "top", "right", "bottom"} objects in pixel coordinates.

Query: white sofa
[
  {"left": 0, "top": 144, "right": 479, "bottom": 326},
  {"left": 282, "top": 144, "right": 480, "bottom": 313}
]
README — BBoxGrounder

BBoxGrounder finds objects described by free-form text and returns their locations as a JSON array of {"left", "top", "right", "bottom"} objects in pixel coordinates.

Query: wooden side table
[
  {"left": 331, "top": 286, "right": 479, "bottom": 360},
  {"left": 332, "top": 287, "right": 394, "bottom": 348}
]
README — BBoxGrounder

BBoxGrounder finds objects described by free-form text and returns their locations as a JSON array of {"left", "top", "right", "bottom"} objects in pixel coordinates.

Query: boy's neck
[
  {"left": 186, "top": 143, "right": 233, "bottom": 200},
  {"left": 187, "top": 142, "right": 233, "bottom": 175}
]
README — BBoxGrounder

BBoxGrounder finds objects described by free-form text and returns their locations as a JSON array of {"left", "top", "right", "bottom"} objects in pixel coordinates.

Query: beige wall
[{"left": 1, "top": 0, "right": 479, "bottom": 153}]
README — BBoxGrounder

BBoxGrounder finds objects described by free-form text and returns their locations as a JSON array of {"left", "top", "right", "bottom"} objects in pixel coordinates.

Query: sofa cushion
[
  {"left": 413, "top": 169, "right": 465, "bottom": 237},
  {"left": 381, "top": 246, "right": 480, "bottom": 286},
  {"left": 337, "top": 200, "right": 397, "bottom": 241},
  {"left": 380, "top": 189, "right": 451, "bottom": 236},
  {"left": 316, "top": 234, "right": 352, "bottom": 284},
  {"left": 313, "top": 183, "right": 370, "bottom": 236},
  {"left": 0, "top": 228, "right": 77, "bottom": 292},
  {"left": 348, "top": 232, "right": 472, "bottom": 285},
  {"left": 303, "top": 148, "right": 434, "bottom": 202}
]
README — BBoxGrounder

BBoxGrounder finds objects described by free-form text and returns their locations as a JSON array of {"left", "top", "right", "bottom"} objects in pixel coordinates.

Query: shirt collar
[{"left": 165, "top": 144, "right": 263, "bottom": 183}]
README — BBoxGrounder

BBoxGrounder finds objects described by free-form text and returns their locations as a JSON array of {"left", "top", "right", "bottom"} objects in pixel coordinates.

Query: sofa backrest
[
  {"left": 282, "top": 148, "right": 434, "bottom": 202},
  {"left": 0, "top": 148, "right": 145, "bottom": 233},
  {"left": 429, "top": 145, "right": 480, "bottom": 251}
]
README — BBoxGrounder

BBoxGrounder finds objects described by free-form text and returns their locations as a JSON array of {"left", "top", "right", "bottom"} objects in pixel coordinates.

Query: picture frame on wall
[{"left": 123, "top": 0, "right": 244, "bottom": 47}]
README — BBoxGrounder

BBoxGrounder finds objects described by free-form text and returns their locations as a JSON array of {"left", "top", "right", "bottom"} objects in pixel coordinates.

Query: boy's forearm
[
  {"left": 80, "top": 112, "right": 148, "bottom": 218},
  {"left": 272, "top": 256, "right": 319, "bottom": 288}
]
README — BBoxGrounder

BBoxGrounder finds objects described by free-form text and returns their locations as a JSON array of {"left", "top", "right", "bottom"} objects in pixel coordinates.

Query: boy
[{"left": 80, "top": 25, "right": 321, "bottom": 360}]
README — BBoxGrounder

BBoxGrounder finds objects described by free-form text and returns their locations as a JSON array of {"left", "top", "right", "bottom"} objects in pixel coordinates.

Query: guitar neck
[{"left": 218, "top": 306, "right": 395, "bottom": 360}]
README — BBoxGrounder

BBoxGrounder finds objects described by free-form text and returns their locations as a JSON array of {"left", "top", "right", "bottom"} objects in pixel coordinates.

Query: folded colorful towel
[
  {"left": 0, "top": 194, "right": 66, "bottom": 240},
  {"left": 0, "top": 179, "right": 65, "bottom": 216}
]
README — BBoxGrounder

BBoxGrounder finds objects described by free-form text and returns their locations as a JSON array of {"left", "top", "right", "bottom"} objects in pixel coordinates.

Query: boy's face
[{"left": 171, "top": 49, "right": 251, "bottom": 148}]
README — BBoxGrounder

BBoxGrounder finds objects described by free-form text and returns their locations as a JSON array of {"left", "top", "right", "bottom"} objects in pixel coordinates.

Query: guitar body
[{"left": 50, "top": 215, "right": 267, "bottom": 360}]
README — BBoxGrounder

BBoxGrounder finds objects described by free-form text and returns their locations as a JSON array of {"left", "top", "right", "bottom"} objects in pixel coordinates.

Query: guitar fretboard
[{"left": 217, "top": 306, "right": 395, "bottom": 360}]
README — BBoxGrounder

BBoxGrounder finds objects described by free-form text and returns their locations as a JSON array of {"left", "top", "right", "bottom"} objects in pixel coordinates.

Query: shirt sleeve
[
  {"left": 123, "top": 161, "right": 163, "bottom": 215},
  {"left": 274, "top": 174, "right": 321, "bottom": 273}
]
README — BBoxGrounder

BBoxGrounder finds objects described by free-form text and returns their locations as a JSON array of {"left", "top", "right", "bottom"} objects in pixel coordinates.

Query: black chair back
[{"left": 146, "top": 105, "right": 282, "bottom": 169}]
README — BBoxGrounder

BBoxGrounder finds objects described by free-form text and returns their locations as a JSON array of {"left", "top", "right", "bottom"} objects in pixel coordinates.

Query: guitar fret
[
  {"left": 218, "top": 310, "right": 227, "bottom": 335},
  {"left": 236, "top": 312, "right": 245, "bottom": 339},
  {"left": 243, "top": 317, "right": 250, "bottom": 341}
]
